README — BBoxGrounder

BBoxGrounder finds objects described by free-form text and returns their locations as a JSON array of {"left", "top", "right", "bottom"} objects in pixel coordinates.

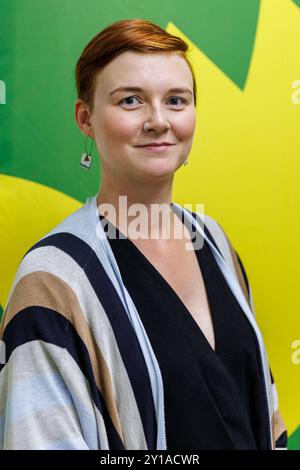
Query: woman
[{"left": 0, "top": 19, "right": 288, "bottom": 450}]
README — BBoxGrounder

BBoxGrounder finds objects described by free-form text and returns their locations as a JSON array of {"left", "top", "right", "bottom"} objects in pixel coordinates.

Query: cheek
[
  {"left": 174, "top": 112, "right": 196, "bottom": 140},
  {"left": 102, "top": 112, "right": 137, "bottom": 143}
]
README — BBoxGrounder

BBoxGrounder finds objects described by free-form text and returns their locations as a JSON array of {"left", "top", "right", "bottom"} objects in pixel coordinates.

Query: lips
[
  {"left": 135, "top": 144, "right": 174, "bottom": 147},
  {"left": 134, "top": 144, "right": 175, "bottom": 153}
]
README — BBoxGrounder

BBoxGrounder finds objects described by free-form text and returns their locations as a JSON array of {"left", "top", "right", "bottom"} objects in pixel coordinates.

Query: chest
[{"left": 132, "top": 239, "right": 216, "bottom": 352}]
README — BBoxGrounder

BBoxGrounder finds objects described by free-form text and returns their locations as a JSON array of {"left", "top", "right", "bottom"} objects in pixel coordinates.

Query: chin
[{"left": 138, "top": 162, "right": 177, "bottom": 179}]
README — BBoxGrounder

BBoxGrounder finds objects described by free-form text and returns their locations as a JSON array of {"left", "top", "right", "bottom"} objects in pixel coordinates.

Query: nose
[{"left": 143, "top": 105, "right": 171, "bottom": 133}]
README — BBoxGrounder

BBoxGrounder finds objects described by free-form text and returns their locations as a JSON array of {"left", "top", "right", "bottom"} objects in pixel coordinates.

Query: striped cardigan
[{"left": 0, "top": 193, "right": 288, "bottom": 450}]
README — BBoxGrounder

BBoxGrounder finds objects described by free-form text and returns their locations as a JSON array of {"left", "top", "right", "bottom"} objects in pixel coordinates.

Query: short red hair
[{"left": 75, "top": 18, "right": 197, "bottom": 112}]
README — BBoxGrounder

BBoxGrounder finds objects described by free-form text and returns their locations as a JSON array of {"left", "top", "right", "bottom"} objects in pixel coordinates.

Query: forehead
[{"left": 94, "top": 51, "right": 193, "bottom": 95}]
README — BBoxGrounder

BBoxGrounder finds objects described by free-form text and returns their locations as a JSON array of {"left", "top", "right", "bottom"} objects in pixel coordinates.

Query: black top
[{"left": 99, "top": 211, "right": 270, "bottom": 450}]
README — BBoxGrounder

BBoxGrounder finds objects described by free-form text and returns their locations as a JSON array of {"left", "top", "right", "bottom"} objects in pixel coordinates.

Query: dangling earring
[
  {"left": 80, "top": 134, "right": 93, "bottom": 169},
  {"left": 183, "top": 159, "right": 189, "bottom": 166}
]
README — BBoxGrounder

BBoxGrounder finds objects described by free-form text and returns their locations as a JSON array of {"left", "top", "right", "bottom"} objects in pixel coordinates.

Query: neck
[{"left": 96, "top": 172, "right": 179, "bottom": 241}]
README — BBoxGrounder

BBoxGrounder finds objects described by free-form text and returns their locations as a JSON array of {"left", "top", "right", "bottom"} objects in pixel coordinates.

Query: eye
[
  {"left": 119, "top": 96, "right": 141, "bottom": 106},
  {"left": 167, "top": 96, "right": 187, "bottom": 106},
  {"left": 119, "top": 95, "right": 187, "bottom": 107}
]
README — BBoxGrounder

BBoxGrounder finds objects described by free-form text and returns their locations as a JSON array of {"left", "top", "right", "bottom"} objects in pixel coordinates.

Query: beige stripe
[
  {"left": 272, "top": 409, "right": 288, "bottom": 447},
  {"left": 0, "top": 271, "right": 124, "bottom": 444}
]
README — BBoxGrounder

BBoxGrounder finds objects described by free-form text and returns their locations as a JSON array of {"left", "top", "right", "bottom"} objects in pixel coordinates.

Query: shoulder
[
  {"left": 193, "top": 210, "right": 251, "bottom": 303},
  {"left": 193, "top": 211, "right": 234, "bottom": 262},
  {"left": 2, "top": 195, "right": 100, "bottom": 332},
  {"left": 27, "top": 193, "right": 100, "bottom": 262},
  {"left": 17, "top": 194, "right": 99, "bottom": 284}
]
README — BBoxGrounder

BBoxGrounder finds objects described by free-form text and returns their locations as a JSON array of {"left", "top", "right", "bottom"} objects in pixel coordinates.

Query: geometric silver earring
[{"left": 80, "top": 135, "right": 93, "bottom": 169}]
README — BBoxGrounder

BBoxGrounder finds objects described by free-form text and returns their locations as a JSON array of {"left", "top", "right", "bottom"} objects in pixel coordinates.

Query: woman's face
[{"left": 77, "top": 51, "right": 196, "bottom": 182}]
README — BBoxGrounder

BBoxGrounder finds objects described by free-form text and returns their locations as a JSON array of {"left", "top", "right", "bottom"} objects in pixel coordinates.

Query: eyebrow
[{"left": 109, "top": 86, "right": 193, "bottom": 96}]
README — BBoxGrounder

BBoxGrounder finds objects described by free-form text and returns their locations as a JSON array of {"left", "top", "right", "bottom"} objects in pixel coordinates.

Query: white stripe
[
  {"left": 0, "top": 341, "right": 100, "bottom": 449},
  {"left": 272, "top": 382, "right": 279, "bottom": 412}
]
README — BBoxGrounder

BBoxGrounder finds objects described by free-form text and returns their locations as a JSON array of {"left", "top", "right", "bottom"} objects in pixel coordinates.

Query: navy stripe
[
  {"left": 1, "top": 307, "right": 125, "bottom": 450},
  {"left": 24, "top": 233, "right": 157, "bottom": 450},
  {"left": 275, "top": 430, "right": 288, "bottom": 448}
]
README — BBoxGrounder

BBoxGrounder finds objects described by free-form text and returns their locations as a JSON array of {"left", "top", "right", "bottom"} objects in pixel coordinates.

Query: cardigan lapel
[{"left": 171, "top": 203, "right": 274, "bottom": 450}]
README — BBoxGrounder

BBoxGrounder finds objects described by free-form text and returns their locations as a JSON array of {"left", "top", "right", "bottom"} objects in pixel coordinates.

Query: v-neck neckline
[{"left": 99, "top": 212, "right": 219, "bottom": 356}]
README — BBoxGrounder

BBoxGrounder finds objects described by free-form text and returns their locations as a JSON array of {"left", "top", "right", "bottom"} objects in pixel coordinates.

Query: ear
[{"left": 74, "top": 99, "right": 93, "bottom": 138}]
